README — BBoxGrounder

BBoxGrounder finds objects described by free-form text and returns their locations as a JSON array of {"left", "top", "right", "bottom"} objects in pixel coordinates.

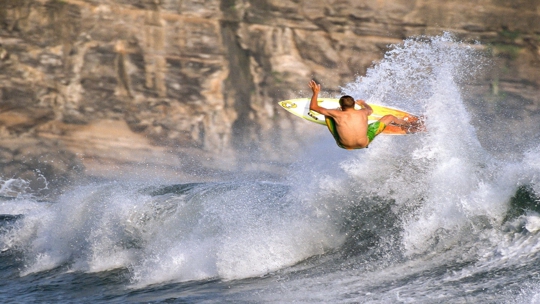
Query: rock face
[{"left": 0, "top": 0, "right": 539, "bottom": 191}]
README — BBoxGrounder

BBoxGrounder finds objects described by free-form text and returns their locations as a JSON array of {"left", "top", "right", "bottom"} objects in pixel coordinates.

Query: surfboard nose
[{"left": 279, "top": 101, "right": 297, "bottom": 109}]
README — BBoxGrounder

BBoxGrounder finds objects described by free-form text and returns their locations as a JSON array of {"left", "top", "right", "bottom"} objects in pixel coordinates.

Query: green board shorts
[
  {"left": 325, "top": 117, "right": 387, "bottom": 149},
  {"left": 366, "top": 121, "right": 387, "bottom": 143}
]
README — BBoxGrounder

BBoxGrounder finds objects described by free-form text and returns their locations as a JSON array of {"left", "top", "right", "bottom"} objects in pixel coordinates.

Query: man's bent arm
[
  {"left": 356, "top": 99, "right": 373, "bottom": 116},
  {"left": 308, "top": 80, "right": 333, "bottom": 116}
]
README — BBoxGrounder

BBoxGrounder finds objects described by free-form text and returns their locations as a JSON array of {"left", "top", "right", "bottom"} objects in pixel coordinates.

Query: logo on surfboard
[{"left": 280, "top": 101, "right": 297, "bottom": 109}]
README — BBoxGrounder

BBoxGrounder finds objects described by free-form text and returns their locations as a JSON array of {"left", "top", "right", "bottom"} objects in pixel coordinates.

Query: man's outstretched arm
[{"left": 308, "top": 80, "right": 333, "bottom": 116}]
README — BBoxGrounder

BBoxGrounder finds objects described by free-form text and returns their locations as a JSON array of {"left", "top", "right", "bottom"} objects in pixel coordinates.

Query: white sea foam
[
  {"left": 0, "top": 180, "right": 342, "bottom": 286},
  {"left": 339, "top": 34, "right": 516, "bottom": 258}
]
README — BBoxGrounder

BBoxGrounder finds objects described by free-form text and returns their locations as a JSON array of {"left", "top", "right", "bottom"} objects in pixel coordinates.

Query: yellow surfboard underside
[{"left": 278, "top": 98, "right": 420, "bottom": 135}]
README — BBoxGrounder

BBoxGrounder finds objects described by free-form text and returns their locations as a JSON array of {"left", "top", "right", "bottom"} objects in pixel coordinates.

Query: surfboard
[{"left": 278, "top": 98, "right": 422, "bottom": 135}]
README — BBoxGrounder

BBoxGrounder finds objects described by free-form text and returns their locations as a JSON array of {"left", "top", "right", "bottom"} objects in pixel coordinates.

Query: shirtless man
[{"left": 308, "top": 80, "right": 412, "bottom": 149}]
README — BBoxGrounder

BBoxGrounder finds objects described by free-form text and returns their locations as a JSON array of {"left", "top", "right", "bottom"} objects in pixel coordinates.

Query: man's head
[{"left": 339, "top": 95, "right": 355, "bottom": 109}]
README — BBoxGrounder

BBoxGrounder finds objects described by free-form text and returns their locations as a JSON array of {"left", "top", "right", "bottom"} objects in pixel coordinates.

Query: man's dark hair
[{"left": 339, "top": 95, "right": 355, "bottom": 109}]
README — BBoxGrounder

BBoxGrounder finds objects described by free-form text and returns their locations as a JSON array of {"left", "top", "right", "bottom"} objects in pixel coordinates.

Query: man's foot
[{"left": 405, "top": 115, "right": 426, "bottom": 133}]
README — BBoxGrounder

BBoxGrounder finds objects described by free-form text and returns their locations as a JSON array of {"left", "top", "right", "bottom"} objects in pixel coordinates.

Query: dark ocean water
[{"left": 2, "top": 34, "right": 540, "bottom": 303}]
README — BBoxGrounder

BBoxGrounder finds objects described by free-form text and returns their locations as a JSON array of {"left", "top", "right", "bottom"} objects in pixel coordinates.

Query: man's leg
[
  {"left": 379, "top": 114, "right": 411, "bottom": 127},
  {"left": 379, "top": 114, "right": 426, "bottom": 134}
]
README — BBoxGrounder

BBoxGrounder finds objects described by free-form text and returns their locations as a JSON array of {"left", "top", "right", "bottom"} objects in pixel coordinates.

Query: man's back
[{"left": 326, "top": 109, "right": 370, "bottom": 149}]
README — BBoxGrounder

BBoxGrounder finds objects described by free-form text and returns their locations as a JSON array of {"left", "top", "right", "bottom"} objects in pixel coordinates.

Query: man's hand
[
  {"left": 356, "top": 99, "right": 373, "bottom": 115},
  {"left": 309, "top": 80, "right": 320, "bottom": 95},
  {"left": 355, "top": 99, "right": 367, "bottom": 107}
]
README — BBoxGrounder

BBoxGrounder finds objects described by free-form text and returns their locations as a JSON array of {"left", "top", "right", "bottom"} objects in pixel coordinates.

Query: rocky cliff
[{"left": 0, "top": 0, "right": 539, "bottom": 193}]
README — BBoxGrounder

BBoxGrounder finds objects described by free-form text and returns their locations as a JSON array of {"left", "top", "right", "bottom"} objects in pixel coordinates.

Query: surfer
[{"left": 308, "top": 80, "right": 416, "bottom": 149}]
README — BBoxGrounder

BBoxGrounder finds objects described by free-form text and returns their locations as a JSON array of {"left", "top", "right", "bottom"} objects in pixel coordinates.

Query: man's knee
[{"left": 379, "top": 115, "right": 395, "bottom": 124}]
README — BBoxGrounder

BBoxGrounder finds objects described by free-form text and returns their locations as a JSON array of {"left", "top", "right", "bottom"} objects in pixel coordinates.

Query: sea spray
[
  {"left": 339, "top": 33, "right": 508, "bottom": 256},
  {"left": 335, "top": 38, "right": 540, "bottom": 304},
  {"left": 1, "top": 180, "right": 343, "bottom": 286}
]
